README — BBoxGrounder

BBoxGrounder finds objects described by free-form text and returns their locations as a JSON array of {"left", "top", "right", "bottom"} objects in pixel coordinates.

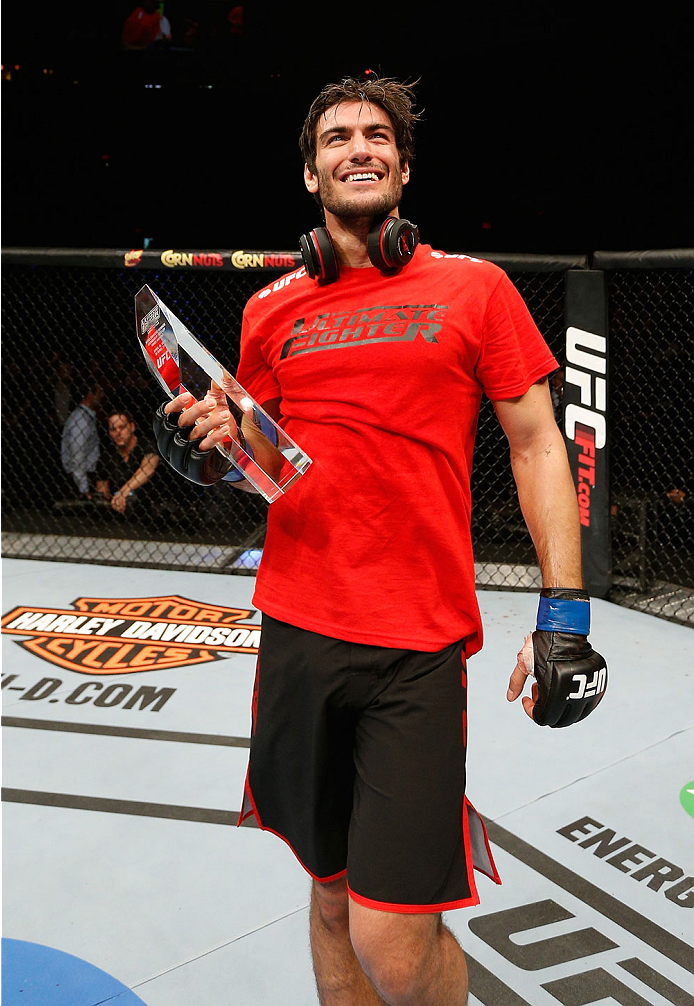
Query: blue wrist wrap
[
  {"left": 222, "top": 407, "right": 279, "bottom": 483},
  {"left": 536, "top": 595, "right": 590, "bottom": 635}
]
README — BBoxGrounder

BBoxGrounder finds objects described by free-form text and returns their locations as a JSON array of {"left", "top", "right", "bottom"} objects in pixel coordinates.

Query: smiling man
[
  {"left": 153, "top": 75, "right": 607, "bottom": 1006},
  {"left": 307, "top": 103, "right": 409, "bottom": 221}
]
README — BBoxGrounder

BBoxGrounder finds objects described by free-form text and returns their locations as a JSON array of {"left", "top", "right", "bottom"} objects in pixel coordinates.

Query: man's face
[
  {"left": 304, "top": 101, "right": 409, "bottom": 222},
  {"left": 108, "top": 414, "right": 136, "bottom": 449}
]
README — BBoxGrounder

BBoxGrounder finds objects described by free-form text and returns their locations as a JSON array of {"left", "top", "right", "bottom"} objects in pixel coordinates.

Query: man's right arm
[
  {"left": 155, "top": 297, "right": 283, "bottom": 490},
  {"left": 62, "top": 413, "right": 91, "bottom": 495},
  {"left": 158, "top": 388, "right": 283, "bottom": 491}
]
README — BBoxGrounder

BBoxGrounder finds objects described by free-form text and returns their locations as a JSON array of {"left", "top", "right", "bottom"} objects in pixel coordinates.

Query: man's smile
[{"left": 340, "top": 169, "right": 385, "bottom": 184}]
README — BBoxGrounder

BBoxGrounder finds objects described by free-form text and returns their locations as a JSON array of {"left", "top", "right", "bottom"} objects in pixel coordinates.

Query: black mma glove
[
  {"left": 153, "top": 403, "right": 233, "bottom": 486},
  {"left": 531, "top": 587, "right": 607, "bottom": 728}
]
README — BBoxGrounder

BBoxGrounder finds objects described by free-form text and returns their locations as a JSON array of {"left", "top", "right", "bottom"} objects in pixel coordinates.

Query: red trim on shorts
[
  {"left": 250, "top": 657, "right": 260, "bottom": 736},
  {"left": 345, "top": 798, "right": 501, "bottom": 914},
  {"left": 461, "top": 652, "right": 468, "bottom": 745},
  {"left": 238, "top": 770, "right": 347, "bottom": 885},
  {"left": 347, "top": 884, "right": 480, "bottom": 915}
]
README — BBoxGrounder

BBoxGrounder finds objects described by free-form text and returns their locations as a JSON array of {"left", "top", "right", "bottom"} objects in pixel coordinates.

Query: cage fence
[
  {"left": 1, "top": 250, "right": 692, "bottom": 626},
  {"left": 605, "top": 266, "right": 694, "bottom": 624},
  {"left": 1, "top": 262, "right": 271, "bottom": 574}
]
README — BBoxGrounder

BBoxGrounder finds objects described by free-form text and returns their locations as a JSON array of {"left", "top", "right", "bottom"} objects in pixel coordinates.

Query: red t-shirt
[
  {"left": 236, "top": 244, "right": 557, "bottom": 655},
  {"left": 122, "top": 8, "right": 160, "bottom": 47}
]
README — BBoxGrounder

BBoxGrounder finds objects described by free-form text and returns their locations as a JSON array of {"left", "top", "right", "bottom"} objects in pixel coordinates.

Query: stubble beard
[{"left": 317, "top": 168, "right": 403, "bottom": 223}]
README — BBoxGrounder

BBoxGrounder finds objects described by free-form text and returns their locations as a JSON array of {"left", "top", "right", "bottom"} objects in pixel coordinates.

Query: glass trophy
[{"left": 134, "top": 284, "right": 312, "bottom": 503}]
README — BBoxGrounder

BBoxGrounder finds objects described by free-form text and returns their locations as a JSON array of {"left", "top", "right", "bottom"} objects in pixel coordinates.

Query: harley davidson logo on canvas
[{"left": 1, "top": 595, "right": 261, "bottom": 675}]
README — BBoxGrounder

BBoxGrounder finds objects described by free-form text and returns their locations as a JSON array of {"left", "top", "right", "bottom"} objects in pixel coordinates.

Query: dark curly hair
[{"left": 299, "top": 75, "right": 421, "bottom": 173}]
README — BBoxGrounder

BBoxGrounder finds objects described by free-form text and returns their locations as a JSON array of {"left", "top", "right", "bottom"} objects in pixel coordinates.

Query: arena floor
[{"left": 2, "top": 557, "right": 693, "bottom": 1005}]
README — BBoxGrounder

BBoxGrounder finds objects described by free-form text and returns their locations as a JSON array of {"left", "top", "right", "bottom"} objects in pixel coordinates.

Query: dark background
[{"left": 2, "top": 5, "right": 692, "bottom": 254}]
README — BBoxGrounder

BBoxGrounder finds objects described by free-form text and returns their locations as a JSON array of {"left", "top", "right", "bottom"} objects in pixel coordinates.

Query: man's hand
[
  {"left": 164, "top": 385, "right": 234, "bottom": 452},
  {"left": 155, "top": 384, "right": 284, "bottom": 488},
  {"left": 111, "top": 490, "right": 128, "bottom": 513},
  {"left": 507, "top": 589, "right": 607, "bottom": 728},
  {"left": 154, "top": 385, "right": 235, "bottom": 486},
  {"left": 507, "top": 632, "right": 537, "bottom": 720}
]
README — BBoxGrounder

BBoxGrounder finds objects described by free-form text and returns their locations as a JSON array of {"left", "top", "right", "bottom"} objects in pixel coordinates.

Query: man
[
  {"left": 152, "top": 76, "right": 607, "bottom": 1005},
  {"left": 96, "top": 411, "right": 159, "bottom": 513},
  {"left": 61, "top": 385, "right": 103, "bottom": 497},
  {"left": 121, "top": 0, "right": 161, "bottom": 49}
]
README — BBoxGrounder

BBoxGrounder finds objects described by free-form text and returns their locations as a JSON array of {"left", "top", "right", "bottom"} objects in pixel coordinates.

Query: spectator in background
[
  {"left": 122, "top": 0, "right": 161, "bottom": 49},
  {"left": 61, "top": 385, "right": 104, "bottom": 497},
  {"left": 228, "top": 6, "right": 243, "bottom": 35},
  {"left": 95, "top": 410, "right": 159, "bottom": 513},
  {"left": 156, "top": 6, "right": 172, "bottom": 45}
]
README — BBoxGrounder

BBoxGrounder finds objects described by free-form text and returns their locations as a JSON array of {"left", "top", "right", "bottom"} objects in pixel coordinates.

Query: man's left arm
[
  {"left": 112, "top": 453, "right": 159, "bottom": 512},
  {"left": 493, "top": 377, "right": 607, "bottom": 727}
]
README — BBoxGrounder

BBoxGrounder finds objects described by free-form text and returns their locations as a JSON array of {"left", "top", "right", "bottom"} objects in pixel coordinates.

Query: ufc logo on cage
[{"left": 564, "top": 326, "right": 607, "bottom": 450}]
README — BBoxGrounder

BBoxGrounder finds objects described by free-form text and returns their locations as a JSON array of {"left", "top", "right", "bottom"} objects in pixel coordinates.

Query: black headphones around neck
[{"left": 299, "top": 216, "right": 420, "bottom": 284}]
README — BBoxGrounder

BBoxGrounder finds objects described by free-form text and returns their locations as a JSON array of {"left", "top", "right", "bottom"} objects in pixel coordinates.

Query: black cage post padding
[
  {"left": 563, "top": 270, "right": 612, "bottom": 598},
  {"left": 592, "top": 249, "right": 694, "bottom": 270},
  {"left": 465, "top": 252, "right": 589, "bottom": 272}
]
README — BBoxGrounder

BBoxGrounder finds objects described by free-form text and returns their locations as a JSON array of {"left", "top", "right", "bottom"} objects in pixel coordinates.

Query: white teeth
[{"left": 346, "top": 172, "right": 379, "bottom": 182}]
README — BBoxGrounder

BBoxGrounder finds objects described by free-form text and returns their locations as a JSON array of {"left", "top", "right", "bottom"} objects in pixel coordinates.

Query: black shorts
[{"left": 239, "top": 615, "right": 499, "bottom": 913}]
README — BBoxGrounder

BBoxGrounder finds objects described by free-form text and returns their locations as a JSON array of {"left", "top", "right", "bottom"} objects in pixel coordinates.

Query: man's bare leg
[
  {"left": 310, "top": 878, "right": 468, "bottom": 1006},
  {"left": 349, "top": 899, "right": 468, "bottom": 1006},
  {"left": 310, "top": 878, "right": 386, "bottom": 1005}
]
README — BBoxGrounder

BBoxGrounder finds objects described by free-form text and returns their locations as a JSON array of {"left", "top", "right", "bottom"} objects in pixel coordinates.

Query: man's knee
[
  {"left": 349, "top": 903, "right": 443, "bottom": 1002},
  {"left": 311, "top": 876, "right": 350, "bottom": 930}
]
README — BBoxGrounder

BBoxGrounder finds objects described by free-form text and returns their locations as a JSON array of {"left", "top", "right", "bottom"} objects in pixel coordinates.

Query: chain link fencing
[
  {"left": 1, "top": 258, "right": 273, "bottom": 573},
  {"left": 602, "top": 262, "right": 694, "bottom": 624},
  {"left": 471, "top": 268, "right": 567, "bottom": 591},
  {"left": 1, "top": 249, "right": 692, "bottom": 626}
]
